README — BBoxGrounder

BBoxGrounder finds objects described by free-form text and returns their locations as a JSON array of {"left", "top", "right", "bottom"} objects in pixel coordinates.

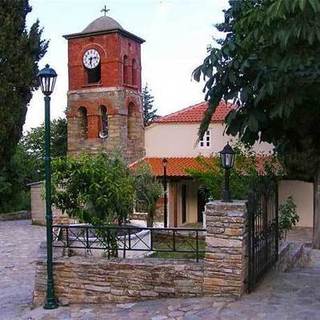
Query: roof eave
[{"left": 63, "top": 28, "right": 145, "bottom": 43}]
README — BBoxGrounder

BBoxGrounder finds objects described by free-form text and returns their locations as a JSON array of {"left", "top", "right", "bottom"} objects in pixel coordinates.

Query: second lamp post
[{"left": 219, "top": 143, "right": 235, "bottom": 202}]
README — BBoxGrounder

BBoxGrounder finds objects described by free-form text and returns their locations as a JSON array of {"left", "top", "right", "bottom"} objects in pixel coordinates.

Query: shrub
[
  {"left": 52, "top": 153, "right": 134, "bottom": 225},
  {"left": 279, "top": 196, "right": 299, "bottom": 240},
  {"left": 133, "top": 164, "right": 163, "bottom": 227},
  {"left": 187, "top": 142, "right": 281, "bottom": 201}
]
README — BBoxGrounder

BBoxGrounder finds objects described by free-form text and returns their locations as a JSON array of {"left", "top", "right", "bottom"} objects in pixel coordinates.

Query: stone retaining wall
[
  {"left": 0, "top": 210, "right": 31, "bottom": 221},
  {"left": 33, "top": 201, "right": 248, "bottom": 306},
  {"left": 33, "top": 255, "right": 204, "bottom": 306}
]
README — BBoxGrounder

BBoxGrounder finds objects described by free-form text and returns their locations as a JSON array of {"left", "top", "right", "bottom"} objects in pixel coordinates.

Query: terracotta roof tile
[
  {"left": 129, "top": 156, "right": 278, "bottom": 178},
  {"left": 153, "top": 101, "right": 233, "bottom": 124},
  {"left": 129, "top": 157, "right": 212, "bottom": 177}
]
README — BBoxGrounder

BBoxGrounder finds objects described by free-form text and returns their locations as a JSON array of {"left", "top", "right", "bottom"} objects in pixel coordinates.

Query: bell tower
[{"left": 64, "top": 14, "right": 145, "bottom": 163}]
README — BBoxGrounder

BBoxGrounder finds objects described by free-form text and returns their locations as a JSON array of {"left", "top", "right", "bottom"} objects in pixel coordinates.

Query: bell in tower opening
[{"left": 63, "top": 12, "right": 145, "bottom": 164}]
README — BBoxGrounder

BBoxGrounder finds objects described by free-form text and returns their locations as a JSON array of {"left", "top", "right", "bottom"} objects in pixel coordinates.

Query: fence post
[{"left": 203, "top": 200, "right": 248, "bottom": 297}]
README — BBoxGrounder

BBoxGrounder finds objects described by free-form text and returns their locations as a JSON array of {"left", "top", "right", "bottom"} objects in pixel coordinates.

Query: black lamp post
[
  {"left": 37, "top": 64, "right": 58, "bottom": 309},
  {"left": 219, "top": 143, "right": 235, "bottom": 202},
  {"left": 162, "top": 158, "right": 168, "bottom": 228}
]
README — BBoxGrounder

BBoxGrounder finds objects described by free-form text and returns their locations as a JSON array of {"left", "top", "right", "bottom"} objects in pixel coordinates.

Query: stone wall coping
[
  {"left": 36, "top": 255, "right": 204, "bottom": 268},
  {"left": 206, "top": 200, "right": 247, "bottom": 206}
]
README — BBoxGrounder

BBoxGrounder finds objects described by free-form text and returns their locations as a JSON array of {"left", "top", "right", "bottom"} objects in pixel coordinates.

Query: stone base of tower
[{"left": 67, "top": 87, "right": 145, "bottom": 164}]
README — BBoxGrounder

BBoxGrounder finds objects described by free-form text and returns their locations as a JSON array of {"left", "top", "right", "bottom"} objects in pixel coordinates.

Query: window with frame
[{"left": 199, "top": 130, "right": 211, "bottom": 148}]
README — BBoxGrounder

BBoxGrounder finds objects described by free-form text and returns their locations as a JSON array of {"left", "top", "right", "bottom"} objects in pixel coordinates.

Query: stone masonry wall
[
  {"left": 33, "top": 201, "right": 248, "bottom": 306},
  {"left": 203, "top": 201, "right": 247, "bottom": 296},
  {"left": 33, "top": 255, "right": 204, "bottom": 306},
  {"left": 67, "top": 87, "right": 145, "bottom": 164}
]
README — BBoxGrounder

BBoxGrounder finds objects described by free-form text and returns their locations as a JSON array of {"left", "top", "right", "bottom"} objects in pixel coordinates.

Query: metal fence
[
  {"left": 52, "top": 224, "right": 206, "bottom": 262},
  {"left": 247, "top": 179, "right": 279, "bottom": 292}
]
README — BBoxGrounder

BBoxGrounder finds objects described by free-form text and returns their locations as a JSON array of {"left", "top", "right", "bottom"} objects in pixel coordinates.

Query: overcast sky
[{"left": 25, "top": 0, "right": 229, "bottom": 131}]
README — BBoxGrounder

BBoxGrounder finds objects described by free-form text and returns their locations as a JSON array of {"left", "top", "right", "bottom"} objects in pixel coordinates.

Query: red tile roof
[
  {"left": 129, "top": 157, "right": 212, "bottom": 177},
  {"left": 129, "top": 156, "right": 277, "bottom": 178},
  {"left": 153, "top": 101, "right": 233, "bottom": 124}
]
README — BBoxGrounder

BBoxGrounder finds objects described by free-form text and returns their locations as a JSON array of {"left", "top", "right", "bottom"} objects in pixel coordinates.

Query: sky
[{"left": 25, "top": 0, "right": 229, "bottom": 131}]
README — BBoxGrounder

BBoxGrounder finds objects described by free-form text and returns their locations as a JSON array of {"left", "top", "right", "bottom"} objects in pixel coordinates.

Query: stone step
[{"left": 276, "top": 242, "right": 311, "bottom": 272}]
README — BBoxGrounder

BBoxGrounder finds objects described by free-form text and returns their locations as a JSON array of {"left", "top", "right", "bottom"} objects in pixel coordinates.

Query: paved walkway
[
  {"left": 1, "top": 220, "right": 320, "bottom": 320},
  {"left": 0, "top": 220, "right": 45, "bottom": 320}
]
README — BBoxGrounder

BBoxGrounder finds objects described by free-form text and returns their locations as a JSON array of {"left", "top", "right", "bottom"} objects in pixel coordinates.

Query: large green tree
[
  {"left": 194, "top": 0, "right": 320, "bottom": 247},
  {"left": 0, "top": 0, "right": 48, "bottom": 170},
  {"left": 142, "top": 84, "right": 158, "bottom": 126}
]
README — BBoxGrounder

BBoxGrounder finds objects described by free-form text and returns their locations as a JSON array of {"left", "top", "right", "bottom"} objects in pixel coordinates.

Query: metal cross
[{"left": 101, "top": 5, "right": 110, "bottom": 16}]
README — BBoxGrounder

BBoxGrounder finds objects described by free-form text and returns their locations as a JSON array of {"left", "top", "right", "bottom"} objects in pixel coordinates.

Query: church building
[{"left": 63, "top": 14, "right": 145, "bottom": 164}]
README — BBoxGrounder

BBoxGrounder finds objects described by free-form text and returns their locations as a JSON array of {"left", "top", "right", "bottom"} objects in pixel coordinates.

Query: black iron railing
[
  {"left": 52, "top": 224, "right": 206, "bottom": 262},
  {"left": 247, "top": 179, "right": 279, "bottom": 292}
]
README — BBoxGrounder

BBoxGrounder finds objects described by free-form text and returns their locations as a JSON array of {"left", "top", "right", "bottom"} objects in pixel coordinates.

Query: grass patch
[{"left": 148, "top": 236, "right": 206, "bottom": 260}]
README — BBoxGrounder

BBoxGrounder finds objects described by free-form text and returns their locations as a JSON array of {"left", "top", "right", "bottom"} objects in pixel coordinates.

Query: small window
[
  {"left": 78, "top": 107, "right": 88, "bottom": 139},
  {"left": 123, "top": 55, "right": 129, "bottom": 84},
  {"left": 99, "top": 106, "right": 108, "bottom": 139},
  {"left": 199, "top": 130, "right": 211, "bottom": 148},
  {"left": 132, "top": 59, "right": 137, "bottom": 86}
]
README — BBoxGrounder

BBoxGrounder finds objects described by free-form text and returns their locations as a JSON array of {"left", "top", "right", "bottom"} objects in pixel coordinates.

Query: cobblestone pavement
[
  {"left": 0, "top": 220, "right": 45, "bottom": 320},
  {"left": 1, "top": 220, "right": 320, "bottom": 320}
]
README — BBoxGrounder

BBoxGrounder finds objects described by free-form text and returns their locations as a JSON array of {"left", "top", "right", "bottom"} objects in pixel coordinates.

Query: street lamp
[
  {"left": 37, "top": 64, "right": 58, "bottom": 309},
  {"left": 162, "top": 158, "right": 168, "bottom": 228},
  {"left": 219, "top": 143, "right": 235, "bottom": 202}
]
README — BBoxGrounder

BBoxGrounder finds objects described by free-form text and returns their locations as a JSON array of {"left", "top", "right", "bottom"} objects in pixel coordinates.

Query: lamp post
[
  {"left": 162, "top": 158, "right": 168, "bottom": 228},
  {"left": 37, "top": 64, "right": 58, "bottom": 309},
  {"left": 219, "top": 143, "right": 235, "bottom": 202}
]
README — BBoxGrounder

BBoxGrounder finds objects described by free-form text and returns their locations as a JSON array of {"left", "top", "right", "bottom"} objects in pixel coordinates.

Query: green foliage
[
  {"left": 279, "top": 196, "right": 299, "bottom": 239},
  {"left": 133, "top": 164, "right": 163, "bottom": 227},
  {"left": 51, "top": 153, "right": 135, "bottom": 225},
  {"left": 0, "top": 118, "right": 67, "bottom": 213},
  {"left": 142, "top": 84, "right": 158, "bottom": 126},
  {"left": 187, "top": 142, "right": 281, "bottom": 200},
  {"left": 0, "top": 145, "right": 32, "bottom": 212},
  {"left": 194, "top": 0, "right": 320, "bottom": 180},
  {"left": 0, "top": 0, "right": 48, "bottom": 170},
  {"left": 20, "top": 117, "right": 67, "bottom": 180}
]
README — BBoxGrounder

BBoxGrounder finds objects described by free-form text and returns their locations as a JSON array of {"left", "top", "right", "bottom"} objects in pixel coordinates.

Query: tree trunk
[
  {"left": 313, "top": 167, "right": 320, "bottom": 248},
  {"left": 147, "top": 209, "right": 154, "bottom": 228}
]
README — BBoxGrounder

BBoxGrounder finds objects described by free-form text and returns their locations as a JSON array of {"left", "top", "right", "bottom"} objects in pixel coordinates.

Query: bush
[
  {"left": 133, "top": 164, "right": 163, "bottom": 227},
  {"left": 187, "top": 142, "right": 281, "bottom": 201},
  {"left": 51, "top": 153, "right": 134, "bottom": 225},
  {"left": 279, "top": 196, "right": 299, "bottom": 240}
]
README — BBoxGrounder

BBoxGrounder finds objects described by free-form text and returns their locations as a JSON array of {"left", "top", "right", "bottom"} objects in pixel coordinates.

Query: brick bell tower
[{"left": 63, "top": 14, "right": 145, "bottom": 163}]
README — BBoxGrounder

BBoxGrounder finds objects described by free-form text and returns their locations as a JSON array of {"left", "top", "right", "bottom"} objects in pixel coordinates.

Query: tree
[
  {"left": 0, "top": 0, "right": 48, "bottom": 170},
  {"left": 194, "top": 0, "right": 320, "bottom": 247},
  {"left": 142, "top": 84, "right": 158, "bottom": 126},
  {"left": 20, "top": 117, "right": 67, "bottom": 180},
  {"left": 51, "top": 153, "right": 135, "bottom": 225},
  {"left": 133, "top": 164, "right": 163, "bottom": 227},
  {"left": 0, "top": 118, "right": 67, "bottom": 213}
]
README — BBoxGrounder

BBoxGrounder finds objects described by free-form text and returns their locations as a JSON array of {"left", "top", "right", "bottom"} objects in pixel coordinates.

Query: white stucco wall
[
  {"left": 278, "top": 180, "right": 313, "bottom": 228},
  {"left": 145, "top": 123, "right": 273, "bottom": 157}
]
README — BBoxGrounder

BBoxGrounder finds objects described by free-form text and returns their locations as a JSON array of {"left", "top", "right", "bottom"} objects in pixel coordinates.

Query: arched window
[
  {"left": 123, "top": 55, "right": 129, "bottom": 85},
  {"left": 78, "top": 107, "right": 88, "bottom": 139},
  {"left": 132, "top": 59, "right": 137, "bottom": 86},
  {"left": 99, "top": 105, "right": 108, "bottom": 139}
]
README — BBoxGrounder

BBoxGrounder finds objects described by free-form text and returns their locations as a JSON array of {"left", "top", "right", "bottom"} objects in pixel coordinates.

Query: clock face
[{"left": 83, "top": 49, "right": 100, "bottom": 69}]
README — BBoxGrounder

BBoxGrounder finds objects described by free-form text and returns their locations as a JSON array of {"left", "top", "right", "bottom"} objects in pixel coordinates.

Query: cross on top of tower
[{"left": 101, "top": 5, "right": 110, "bottom": 16}]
